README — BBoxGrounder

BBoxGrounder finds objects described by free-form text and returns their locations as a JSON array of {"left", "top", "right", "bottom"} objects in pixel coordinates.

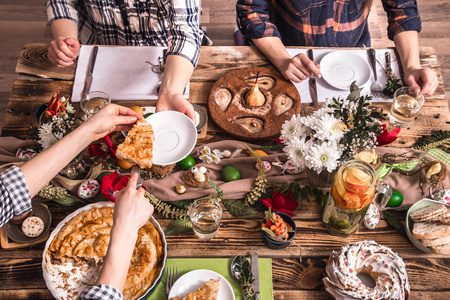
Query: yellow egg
[
  {"left": 129, "top": 106, "right": 144, "bottom": 117},
  {"left": 117, "top": 159, "right": 133, "bottom": 170},
  {"left": 249, "top": 150, "right": 268, "bottom": 157}
]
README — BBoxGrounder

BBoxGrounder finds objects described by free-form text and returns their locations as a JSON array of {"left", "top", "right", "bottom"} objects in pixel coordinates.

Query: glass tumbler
[
  {"left": 322, "top": 160, "right": 392, "bottom": 237},
  {"left": 80, "top": 91, "right": 111, "bottom": 116},
  {"left": 389, "top": 86, "right": 425, "bottom": 128},
  {"left": 187, "top": 198, "right": 222, "bottom": 241}
]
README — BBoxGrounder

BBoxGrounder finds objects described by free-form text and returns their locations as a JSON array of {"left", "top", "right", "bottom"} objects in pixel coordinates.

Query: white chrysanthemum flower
[
  {"left": 306, "top": 141, "right": 341, "bottom": 173},
  {"left": 38, "top": 123, "right": 53, "bottom": 138},
  {"left": 312, "top": 106, "right": 334, "bottom": 119},
  {"left": 280, "top": 114, "right": 304, "bottom": 142},
  {"left": 199, "top": 154, "right": 213, "bottom": 164},
  {"left": 311, "top": 114, "right": 345, "bottom": 142},
  {"left": 38, "top": 134, "right": 58, "bottom": 150},
  {"left": 283, "top": 137, "right": 310, "bottom": 170}
]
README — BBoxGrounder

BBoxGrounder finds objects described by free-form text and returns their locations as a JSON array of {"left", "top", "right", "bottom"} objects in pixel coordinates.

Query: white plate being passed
[
  {"left": 168, "top": 269, "right": 235, "bottom": 300},
  {"left": 146, "top": 110, "right": 197, "bottom": 165},
  {"left": 320, "top": 51, "right": 371, "bottom": 90}
]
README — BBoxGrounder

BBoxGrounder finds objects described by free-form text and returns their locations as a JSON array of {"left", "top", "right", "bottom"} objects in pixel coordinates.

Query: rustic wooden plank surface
[{"left": 1, "top": 45, "right": 449, "bottom": 300}]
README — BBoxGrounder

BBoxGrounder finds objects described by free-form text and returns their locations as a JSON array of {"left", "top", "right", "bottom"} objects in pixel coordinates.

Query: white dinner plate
[
  {"left": 168, "top": 269, "right": 235, "bottom": 299},
  {"left": 146, "top": 110, "right": 197, "bottom": 165},
  {"left": 320, "top": 51, "right": 371, "bottom": 90}
]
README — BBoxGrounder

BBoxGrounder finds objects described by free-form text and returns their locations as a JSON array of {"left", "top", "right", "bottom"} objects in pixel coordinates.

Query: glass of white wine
[
  {"left": 389, "top": 86, "right": 424, "bottom": 128},
  {"left": 80, "top": 91, "right": 111, "bottom": 116}
]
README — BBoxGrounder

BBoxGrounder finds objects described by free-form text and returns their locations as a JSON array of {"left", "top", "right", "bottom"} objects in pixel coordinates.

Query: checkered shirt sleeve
[
  {"left": 0, "top": 166, "right": 32, "bottom": 227},
  {"left": 80, "top": 284, "right": 123, "bottom": 300},
  {"left": 46, "top": 0, "right": 203, "bottom": 67}
]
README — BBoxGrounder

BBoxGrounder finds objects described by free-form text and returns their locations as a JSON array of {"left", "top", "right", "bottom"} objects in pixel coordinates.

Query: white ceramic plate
[
  {"left": 42, "top": 202, "right": 167, "bottom": 300},
  {"left": 168, "top": 269, "right": 235, "bottom": 300},
  {"left": 320, "top": 51, "right": 371, "bottom": 90},
  {"left": 146, "top": 111, "right": 197, "bottom": 165},
  {"left": 405, "top": 198, "right": 450, "bottom": 253}
]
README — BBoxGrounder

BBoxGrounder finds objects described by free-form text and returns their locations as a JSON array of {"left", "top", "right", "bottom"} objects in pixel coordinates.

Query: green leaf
[
  {"left": 52, "top": 195, "right": 78, "bottom": 206},
  {"left": 262, "top": 227, "right": 277, "bottom": 237},
  {"left": 164, "top": 217, "right": 193, "bottom": 236},
  {"left": 223, "top": 200, "right": 258, "bottom": 217},
  {"left": 316, "top": 195, "right": 327, "bottom": 206},
  {"left": 300, "top": 186, "right": 311, "bottom": 200},
  {"left": 170, "top": 199, "right": 192, "bottom": 209},
  {"left": 384, "top": 211, "right": 410, "bottom": 242},
  {"left": 291, "top": 190, "right": 300, "bottom": 201}
]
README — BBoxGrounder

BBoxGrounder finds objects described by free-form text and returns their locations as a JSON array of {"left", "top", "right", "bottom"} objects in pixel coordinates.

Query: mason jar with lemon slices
[{"left": 322, "top": 160, "right": 392, "bottom": 237}]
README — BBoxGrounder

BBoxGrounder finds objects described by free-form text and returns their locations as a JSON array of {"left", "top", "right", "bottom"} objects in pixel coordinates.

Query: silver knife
[
  {"left": 307, "top": 49, "right": 318, "bottom": 107},
  {"left": 251, "top": 250, "right": 260, "bottom": 300},
  {"left": 131, "top": 165, "right": 143, "bottom": 188},
  {"left": 81, "top": 46, "right": 99, "bottom": 100}
]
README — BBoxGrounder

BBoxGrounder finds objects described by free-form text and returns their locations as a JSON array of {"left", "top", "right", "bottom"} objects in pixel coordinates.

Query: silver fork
[
  {"left": 368, "top": 48, "right": 383, "bottom": 98},
  {"left": 165, "top": 266, "right": 178, "bottom": 296}
]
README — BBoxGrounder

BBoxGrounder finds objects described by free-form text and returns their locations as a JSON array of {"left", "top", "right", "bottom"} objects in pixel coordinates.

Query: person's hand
[
  {"left": 403, "top": 67, "right": 438, "bottom": 96},
  {"left": 82, "top": 104, "right": 144, "bottom": 142},
  {"left": 47, "top": 37, "right": 80, "bottom": 67},
  {"left": 277, "top": 53, "right": 321, "bottom": 83},
  {"left": 156, "top": 92, "right": 196, "bottom": 123},
  {"left": 113, "top": 173, "right": 154, "bottom": 233}
]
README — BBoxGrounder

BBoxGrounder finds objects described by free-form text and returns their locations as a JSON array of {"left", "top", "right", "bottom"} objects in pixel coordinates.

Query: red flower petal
[
  {"left": 377, "top": 124, "right": 401, "bottom": 146},
  {"left": 260, "top": 198, "right": 274, "bottom": 210},
  {"left": 101, "top": 173, "right": 121, "bottom": 202},
  {"left": 271, "top": 191, "right": 286, "bottom": 210}
]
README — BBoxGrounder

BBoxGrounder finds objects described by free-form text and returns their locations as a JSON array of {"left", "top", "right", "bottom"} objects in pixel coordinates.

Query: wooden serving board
[
  {"left": 208, "top": 66, "right": 301, "bottom": 140},
  {"left": 15, "top": 43, "right": 76, "bottom": 80}
]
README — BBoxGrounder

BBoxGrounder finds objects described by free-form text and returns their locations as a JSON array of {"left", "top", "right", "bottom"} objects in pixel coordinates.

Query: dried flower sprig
[
  {"left": 39, "top": 184, "right": 68, "bottom": 200},
  {"left": 145, "top": 191, "right": 187, "bottom": 219},
  {"left": 244, "top": 144, "right": 267, "bottom": 206}
]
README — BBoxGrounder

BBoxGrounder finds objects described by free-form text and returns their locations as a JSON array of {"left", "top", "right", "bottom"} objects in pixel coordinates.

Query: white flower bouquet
[{"left": 280, "top": 84, "right": 385, "bottom": 174}]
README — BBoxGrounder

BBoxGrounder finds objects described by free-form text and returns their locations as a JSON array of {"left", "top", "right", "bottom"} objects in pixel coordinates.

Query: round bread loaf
[
  {"left": 22, "top": 216, "right": 44, "bottom": 237},
  {"left": 323, "top": 240, "right": 410, "bottom": 299}
]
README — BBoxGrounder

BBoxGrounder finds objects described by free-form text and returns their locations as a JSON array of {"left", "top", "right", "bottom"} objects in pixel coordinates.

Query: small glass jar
[{"left": 322, "top": 160, "right": 391, "bottom": 237}]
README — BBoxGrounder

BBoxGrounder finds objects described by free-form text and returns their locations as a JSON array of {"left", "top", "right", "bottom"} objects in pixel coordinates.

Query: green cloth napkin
[{"left": 145, "top": 258, "right": 273, "bottom": 300}]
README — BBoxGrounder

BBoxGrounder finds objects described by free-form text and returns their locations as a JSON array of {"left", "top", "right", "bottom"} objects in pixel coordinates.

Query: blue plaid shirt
[
  {"left": 237, "top": 0, "right": 422, "bottom": 47},
  {"left": 0, "top": 166, "right": 32, "bottom": 227},
  {"left": 46, "top": 0, "right": 203, "bottom": 67},
  {"left": 81, "top": 284, "right": 123, "bottom": 300}
]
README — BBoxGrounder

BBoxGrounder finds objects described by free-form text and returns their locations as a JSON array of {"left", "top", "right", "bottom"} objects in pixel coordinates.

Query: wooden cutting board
[
  {"left": 208, "top": 66, "right": 301, "bottom": 140},
  {"left": 15, "top": 43, "right": 76, "bottom": 80}
]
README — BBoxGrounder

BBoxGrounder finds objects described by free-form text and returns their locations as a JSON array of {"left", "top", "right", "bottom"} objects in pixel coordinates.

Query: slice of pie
[
  {"left": 116, "top": 119, "right": 154, "bottom": 168},
  {"left": 170, "top": 278, "right": 221, "bottom": 300}
]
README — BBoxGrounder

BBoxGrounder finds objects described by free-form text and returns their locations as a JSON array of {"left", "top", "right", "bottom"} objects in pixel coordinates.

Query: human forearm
[
  {"left": 50, "top": 19, "right": 78, "bottom": 40},
  {"left": 159, "top": 55, "right": 194, "bottom": 95},
  {"left": 96, "top": 226, "right": 138, "bottom": 291},
  {"left": 393, "top": 31, "right": 421, "bottom": 71},
  {"left": 252, "top": 37, "right": 292, "bottom": 71},
  {"left": 20, "top": 123, "right": 94, "bottom": 197}
]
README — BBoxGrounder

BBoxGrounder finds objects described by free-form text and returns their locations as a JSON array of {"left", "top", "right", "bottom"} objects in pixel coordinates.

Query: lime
[
  {"left": 178, "top": 155, "right": 195, "bottom": 170},
  {"left": 387, "top": 189, "right": 403, "bottom": 207},
  {"left": 222, "top": 166, "right": 241, "bottom": 182}
]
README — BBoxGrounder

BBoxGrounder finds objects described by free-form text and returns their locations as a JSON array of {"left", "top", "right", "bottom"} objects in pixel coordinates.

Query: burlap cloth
[{"left": 1, "top": 137, "right": 448, "bottom": 206}]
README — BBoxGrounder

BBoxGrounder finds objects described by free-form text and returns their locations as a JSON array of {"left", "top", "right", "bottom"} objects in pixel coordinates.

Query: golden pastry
[
  {"left": 170, "top": 279, "right": 221, "bottom": 300},
  {"left": 116, "top": 119, "right": 154, "bottom": 168}
]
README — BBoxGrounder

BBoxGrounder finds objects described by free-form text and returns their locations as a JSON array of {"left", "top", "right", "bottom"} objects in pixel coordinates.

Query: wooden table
[{"left": 1, "top": 45, "right": 449, "bottom": 299}]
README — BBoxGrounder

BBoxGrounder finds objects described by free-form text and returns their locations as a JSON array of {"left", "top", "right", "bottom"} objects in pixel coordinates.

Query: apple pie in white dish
[
  {"left": 42, "top": 202, "right": 166, "bottom": 300},
  {"left": 116, "top": 119, "right": 155, "bottom": 168}
]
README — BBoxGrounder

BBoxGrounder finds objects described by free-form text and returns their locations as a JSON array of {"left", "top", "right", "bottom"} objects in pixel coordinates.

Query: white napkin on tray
[
  {"left": 286, "top": 48, "right": 402, "bottom": 104},
  {"left": 72, "top": 45, "right": 189, "bottom": 102}
]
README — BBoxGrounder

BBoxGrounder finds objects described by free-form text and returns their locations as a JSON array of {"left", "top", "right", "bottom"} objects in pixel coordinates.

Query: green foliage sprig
[
  {"left": 244, "top": 144, "right": 268, "bottom": 206},
  {"left": 329, "top": 82, "right": 387, "bottom": 160},
  {"left": 223, "top": 200, "right": 257, "bottom": 216},
  {"left": 413, "top": 130, "right": 450, "bottom": 152}
]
